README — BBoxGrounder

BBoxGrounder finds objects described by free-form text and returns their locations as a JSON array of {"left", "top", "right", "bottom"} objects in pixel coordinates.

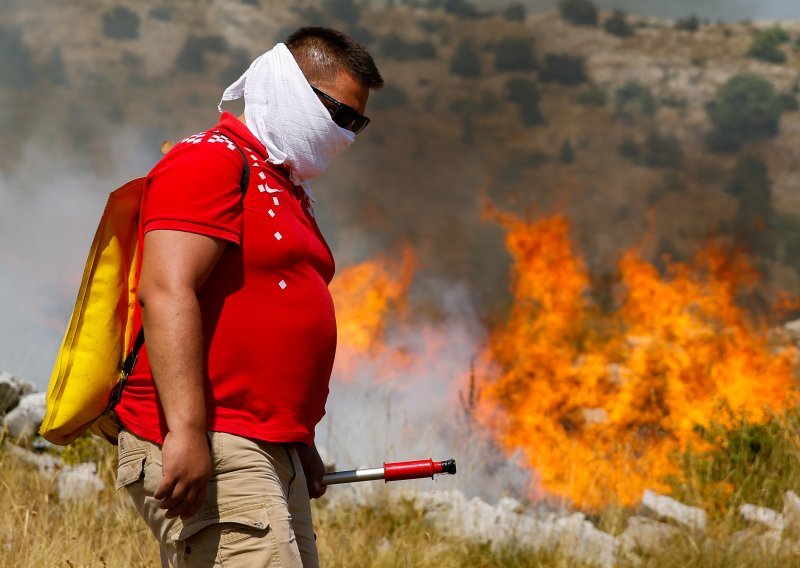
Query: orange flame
[
  {"left": 476, "top": 212, "right": 798, "bottom": 509},
  {"left": 330, "top": 247, "right": 417, "bottom": 378}
]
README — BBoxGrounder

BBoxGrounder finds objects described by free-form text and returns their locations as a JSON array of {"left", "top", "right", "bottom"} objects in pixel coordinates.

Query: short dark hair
[{"left": 286, "top": 27, "right": 384, "bottom": 90}]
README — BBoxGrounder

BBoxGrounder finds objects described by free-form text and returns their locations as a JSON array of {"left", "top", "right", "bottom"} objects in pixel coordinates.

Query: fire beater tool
[{"left": 322, "top": 458, "right": 457, "bottom": 485}]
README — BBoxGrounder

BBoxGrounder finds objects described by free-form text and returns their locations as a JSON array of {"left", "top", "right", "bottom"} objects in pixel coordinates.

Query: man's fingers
[
  {"left": 154, "top": 475, "right": 177, "bottom": 501},
  {"left": 160, "top": 483, "right": 187, "bottom": 512}
]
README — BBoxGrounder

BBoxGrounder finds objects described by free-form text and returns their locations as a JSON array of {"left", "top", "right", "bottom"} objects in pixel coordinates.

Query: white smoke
[
  {"left": 318, "top": 281, "right": 533, "bottom": 501},
  {"left": 0, "top": 128, "right": 157, "bottom": 388}
]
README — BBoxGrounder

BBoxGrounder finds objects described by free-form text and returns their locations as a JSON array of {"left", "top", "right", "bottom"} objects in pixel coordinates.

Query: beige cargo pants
[{"left": 116, "top": 428, "right": 319, "bottom": 567}]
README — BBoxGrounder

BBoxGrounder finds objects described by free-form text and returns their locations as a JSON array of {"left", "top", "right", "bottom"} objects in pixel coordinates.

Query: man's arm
[{"left": 137, "top": 229, "right": 227, "bottom": 520}]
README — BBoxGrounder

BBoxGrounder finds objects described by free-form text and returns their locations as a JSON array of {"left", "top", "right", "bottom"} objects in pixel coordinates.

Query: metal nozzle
[{"left": 440, "top": 458, "right": 457, "bottom": 475}]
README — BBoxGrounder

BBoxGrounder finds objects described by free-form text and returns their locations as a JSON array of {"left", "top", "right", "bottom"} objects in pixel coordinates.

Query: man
[{"left": 113, "top": 27, "right": 383, "bottom": 567}]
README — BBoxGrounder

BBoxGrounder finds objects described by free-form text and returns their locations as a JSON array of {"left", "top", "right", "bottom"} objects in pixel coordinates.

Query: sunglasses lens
[
  {"left": 351, "top": 116, "right": 370, "bottom": 134},
  {"left": 331, "top": 107, "right": 357, "bottom": 130}
]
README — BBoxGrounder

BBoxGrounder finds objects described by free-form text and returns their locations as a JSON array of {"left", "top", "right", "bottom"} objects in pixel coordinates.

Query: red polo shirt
[{"left": 115, "top": 112, "right": 337, "bottom": 446}]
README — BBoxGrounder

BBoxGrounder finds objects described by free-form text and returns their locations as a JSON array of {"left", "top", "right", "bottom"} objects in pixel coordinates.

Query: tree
[
  {"left": 493, "top": 37, "right": 536, "bottom": 72},
  {"left": 705, "top": 74, "right": 783, "bottom": 152},
  {"left": 450, "top": 40, "right": 481, "bottom": 78},
  {"left": 102, "top": 6, "right": 140, "bottom": 40},
  {"left": 443, "top": 0, "right": 482, "bottom": 19},
  {"left": 506, "top": 78, "right": 544, "bottom": 126},
  {"left": 371, "top": 84, "right": 408, "bottom": 111},
  {"left": 176, "top": 35, "right": 229, "bottom": 73},
  {"left": 539, "top": 54, "right": 588, "bottom": 85},
  {"left": 503, "top": 3, "right": 527, "bottom": 22},
  {"left": 747, "top": 26, "right": 790, "bottom": 64},
  {"left": 675, "top": 15, "right": 699, "bottom": 32},
  {"left": 559, "top": 139, "right": 575, "bottom": 163},
  {"left": 615, "top": 81, "right": 656, "bottom": 117},
  {"left": 604, "top": 10, "right": 634, "bottom": 37},
  {"left": 559, "top": 0, "right": 598, "bottom": 27},
  {"left": 726, "top": 155, "right": 775, "bottom": 255}
]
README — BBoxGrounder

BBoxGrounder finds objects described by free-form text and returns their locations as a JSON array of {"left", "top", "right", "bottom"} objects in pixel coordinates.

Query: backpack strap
[{"left": 109, "top": 132, "right": 251, "bottom": 409}]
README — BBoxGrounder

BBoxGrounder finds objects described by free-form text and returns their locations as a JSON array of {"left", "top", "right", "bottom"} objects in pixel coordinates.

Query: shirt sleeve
[{"left": 141, "top": 137, "right": 245, "bottom": 245}]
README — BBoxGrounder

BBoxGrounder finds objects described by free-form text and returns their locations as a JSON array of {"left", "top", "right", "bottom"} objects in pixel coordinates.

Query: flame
[
  {"left": 330, "top": 247, "right": 417, "bottom": 378},
  {"left": 476, "top": 211, "right": 798, "bottom": 509}
]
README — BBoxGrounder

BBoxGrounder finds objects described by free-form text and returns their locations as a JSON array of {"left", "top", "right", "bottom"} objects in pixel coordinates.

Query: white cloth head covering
[{"left": 218, "top": 43, "right": 355, "bottom": 191}]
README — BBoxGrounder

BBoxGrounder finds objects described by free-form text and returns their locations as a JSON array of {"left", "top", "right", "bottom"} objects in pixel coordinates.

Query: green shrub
[
  {"left": 577, "top": 86, "right": 607, "bottom": 106},
  {"left": 675, "top": 15, "right": 700, "bottom": 32},
  {"left": 559, "top": 139, "right": 575, "bottom": 163},
  {"left": 493, "top": 37, "right": 536, "bottom": 72},
  {"left": 618, "top": 137, "right": 640, "bottom": 161},
  {"left": 346, "top": 25, "right": 373, "bottom": 45},
  {"left": 778, "top": 92, "right": 800, "bottom": 112},
  {"left": 0, "top": 26, "right": 36, "bottom": 88},
  {"left": 539, "top": 53, "right": 588, "bottom": 85},
  {"left": 175, "top": 35, "right": 229, "bottom": 73},
  {"left": 661, "top": 94, "right": 688, "bottom": 109},
  {"left": 505, "top": 78, "right": 543, "bottom": 125},
  {"left": 326, "top": 0, "right": 361, "bottom": 26},
  {"left": 669, "top": 409, "right": 800, "bottom": 517},
  {"left": 148, "top": 6, "right": 172, "bottom": 21},
  {"left": 221, "top": 48, "right": 252, "bottom": 85},
  {"left": 604, "top": 10, "right": 634, "bottom": 37},
  {"left": 615, "top": 81, "right": 656, "bottom": 116},
  {"left": 725, "top": 155, "right": 774, "bottom": 228},
  {"left": 371, "top": 84, "right": 408, "bottom": 111},
  {"left": 450, "top": 40, "right": 481, "bottom": 77},
  {"left": 378, "top": 34, "right": 437, "bottom": 60},
  {"left": 558, "top": 0, "right": 598, "bottom": 26},
  {"left": 503, "top": 3, "right": 527, "bottom": 22},
  {"left": 641, "top": 131, "right": 683, "bottom": 169},
  {"left": 47, "top": 47, "right": 68, "bottom": 86},
  {"left": 443, "top": 0, "right": 483, "bottom": 19},
  {"left": 748, "top": 26, "right": 790, "bottom": 63},
  {"left": 705, "top": 74, "right": 783, "bottom": 152},
  {"left": 102, "top": 6, "right": 140, "bottom": 40}
]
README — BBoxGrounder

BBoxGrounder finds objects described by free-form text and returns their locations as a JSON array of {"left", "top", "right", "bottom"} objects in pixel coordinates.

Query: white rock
[
  {"left": 56, "top": 462, "right": 105, "bottom": 500},
  {"left": 642, "top": 490, "right": 707, "bottom": 531},
  {"left": 6, "top": 444, "right": 63, "bottom": 475},
  {"left": 0, "top": 372, "right": 34, "bottom": 415},
  {"left": 740, "top": 504, "right": 784, "bottom": 532},
  {"left": 620, "top": 516, "right": 680, "bottom": 555},
  {"left": 3, "top": 392, "right": 46, "bottom": 441},
  {"left": 783, "top": 491, "right": 800, "bottom": 540},
  {"left": 783, "top": 319, "right": 800, "bottom": 342}
]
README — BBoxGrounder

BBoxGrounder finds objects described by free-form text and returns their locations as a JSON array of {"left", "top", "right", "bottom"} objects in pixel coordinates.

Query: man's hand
[
  {"left": 154, "top": 429, "right": 212, "bottom": 520},
  {"left": 296, "top": 444, "right": 327, "bottom": 499}
]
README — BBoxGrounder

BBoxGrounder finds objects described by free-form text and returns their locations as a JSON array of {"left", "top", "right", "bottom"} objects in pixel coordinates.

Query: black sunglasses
[{"left": 311, "top": 85, "right": 371, "bottom": 135}]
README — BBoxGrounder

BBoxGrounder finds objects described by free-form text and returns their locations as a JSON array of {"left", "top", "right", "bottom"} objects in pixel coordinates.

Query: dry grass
[
  {"left": 0, "top": 439, "right": 158, "bottom": 567},
  {"left": 4, "top": 431, "right": 800, "bottom": 568}
]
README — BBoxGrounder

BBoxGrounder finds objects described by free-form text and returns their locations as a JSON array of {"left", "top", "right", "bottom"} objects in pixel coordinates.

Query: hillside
[{"left": 3, "top": 0, "right": 800, "bottom": 317}]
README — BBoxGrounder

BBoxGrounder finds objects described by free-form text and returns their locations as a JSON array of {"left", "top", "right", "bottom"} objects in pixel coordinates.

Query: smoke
[
  {"left": 0, "top": 127, "right": 157, "bottom": 387},
  {"left": 318, "top": 281, "right": 533, "bottom": 501}
]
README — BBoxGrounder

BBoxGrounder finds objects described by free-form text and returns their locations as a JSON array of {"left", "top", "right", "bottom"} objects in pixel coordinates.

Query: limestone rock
[
  {"left": 642, "top": 490, "right": 707, "bottom": 531},
  {"left": 620, "top": 515, "right": 680, "bottom": 555},
  {"left": 6, "top": 444, "right": 62, "bottom": 475},
  {"left": 783, "top": 319, "right": 800, "bottom": 342},
  {"left": 56, "top": 462, "right": 105, "bottom": 500},
  {"left": 4, "top": 392, "right": 47, "bottom": 441},
  {"left": 782, "top": 491, "right": 800, "bottom": 541},
  {"left": 0, "top": 372, "right": 34, "bottom": 415},
  {"left": 740, "top": 504, "right": 784, "bottom": 532}
]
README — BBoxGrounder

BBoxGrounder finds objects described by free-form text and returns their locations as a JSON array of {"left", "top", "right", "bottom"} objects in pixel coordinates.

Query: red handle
[{"left": 383, "top": 459, "right": 443, "bottom": 482}]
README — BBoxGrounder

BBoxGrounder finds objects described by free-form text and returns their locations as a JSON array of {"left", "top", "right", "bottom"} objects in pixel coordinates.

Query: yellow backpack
[{"left": 40, "top": 136, "right": 249, "bottom": 445}]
